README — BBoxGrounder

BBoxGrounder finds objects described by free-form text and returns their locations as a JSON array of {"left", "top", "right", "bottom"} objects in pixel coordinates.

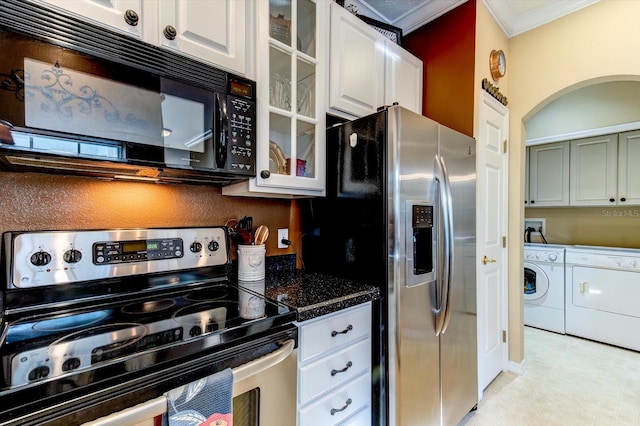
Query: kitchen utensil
[
  {"left": 232, "top": 229, "right": 252, "bottom": 245},
  {"left": 254, "top": 225, "right": 269, "bottom": 245}
]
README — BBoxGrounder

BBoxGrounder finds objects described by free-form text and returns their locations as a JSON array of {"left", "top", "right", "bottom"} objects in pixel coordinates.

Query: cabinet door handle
[
  {"left": 123, "top": 9, "right": 139, "bottom": 26},
  {"left": 330, "top": 398, "right": 352, "bottom": 416},
  {"left": 609, "top": 198, "right": 615, "bottom": 203},
  {"left": 331, "top": 361, "right": 353, "bottom": 376},
  {"left": 621, "top": 197, "right": 627, "bottom": 202},
  {"left": 530, "top": 200, "right": 535, "bottom": 204},
  {"left": 331, "top": 324, "right": 353, "bottom": 337},
  {"left": 163, "top": 25, "right": 177, "bottom": 40}
]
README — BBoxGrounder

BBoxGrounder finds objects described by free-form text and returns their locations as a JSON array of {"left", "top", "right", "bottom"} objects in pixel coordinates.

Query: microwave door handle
[
  {"left": 214, "top": 93, "right": 228, "bottom": 169},
  {"left": 433, "top": 155, "right": 447, "bottom": 336},
  {"left": 439, "top": 155, "right": 455, "bottom": 334}
]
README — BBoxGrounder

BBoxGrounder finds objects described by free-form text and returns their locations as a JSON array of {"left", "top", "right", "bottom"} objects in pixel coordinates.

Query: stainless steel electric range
[{"left": 0, "top": 227, "right": 297, "bottom": 426}]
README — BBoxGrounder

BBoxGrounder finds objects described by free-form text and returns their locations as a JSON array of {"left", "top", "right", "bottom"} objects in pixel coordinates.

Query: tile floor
[{"left": 459, "top": 327, "right": 640, "bottom": 425}]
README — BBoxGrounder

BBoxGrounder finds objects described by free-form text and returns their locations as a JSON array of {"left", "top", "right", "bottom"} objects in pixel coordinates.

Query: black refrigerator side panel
[
  {"left": 302, "top": 111, "right": 387, "bottom": 283},
  {"left": 300, "top": 111, "right": 388, "bottom": 425},
  {"left": 331, "top": 111, "right": 386, "bottom": 199}
]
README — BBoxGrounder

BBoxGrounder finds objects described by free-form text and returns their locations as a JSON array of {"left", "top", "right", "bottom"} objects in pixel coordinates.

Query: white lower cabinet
[{"left": 296, "top": 302, "right": 372, "bottom": 426}]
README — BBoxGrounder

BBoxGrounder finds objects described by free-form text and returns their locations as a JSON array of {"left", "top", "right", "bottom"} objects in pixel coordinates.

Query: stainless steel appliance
[
  {"left": 302, "top": 106, "right": 477, "bottom": 425},
  {"left": 0, "top": 227, "right": 297, "bottom": 425},
  {"left": 0, "top": 1, "right": 256, "bottom": 185}
]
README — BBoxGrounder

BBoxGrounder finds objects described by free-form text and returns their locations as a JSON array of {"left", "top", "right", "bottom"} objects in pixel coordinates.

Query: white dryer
[{"left": 523, "top": 244, "right": 565, "bottom": 333}]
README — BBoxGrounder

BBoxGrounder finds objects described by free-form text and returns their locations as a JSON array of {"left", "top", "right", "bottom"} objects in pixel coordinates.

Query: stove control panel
[
  {"left": 93, "top": 238, "right": 183, "bottom": 264},
  {"left": 6, "top": 227, "right": 229, "bottom": 289}
]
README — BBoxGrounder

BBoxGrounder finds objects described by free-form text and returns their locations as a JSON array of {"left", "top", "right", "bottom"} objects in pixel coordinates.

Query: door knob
[{"left": 482, "top": 255, "right": 496, "bottom": 265}]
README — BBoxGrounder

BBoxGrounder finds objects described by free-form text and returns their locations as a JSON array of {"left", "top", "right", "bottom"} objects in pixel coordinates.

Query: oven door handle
[
  {"left": 232, "top": 338, "right": 295, "bottom": 382},
  {"left": 82, "top": 339, "right": 296, "bottom": 426}
]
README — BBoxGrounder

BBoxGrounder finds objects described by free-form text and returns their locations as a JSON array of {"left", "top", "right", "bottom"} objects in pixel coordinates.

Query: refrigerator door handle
[
  {"left": 439, "top": 155, "right": 455, "bottom": 334},
  {"left": 433, "top": 155, "right": 450, "bottom": 336}
]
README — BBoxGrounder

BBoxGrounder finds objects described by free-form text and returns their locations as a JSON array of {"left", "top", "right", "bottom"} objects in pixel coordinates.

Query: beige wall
[
  {"left": 473, "top": 0, "right": 517, "bottom": 361},
  {"left": 508, "top": 0, "right": 640, "bottom": 362},
  {"left": 525, "top": 207, "right": 640, "bottom": 248}
]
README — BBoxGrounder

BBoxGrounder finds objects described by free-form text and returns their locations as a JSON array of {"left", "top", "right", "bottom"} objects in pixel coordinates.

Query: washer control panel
[{"left": 524, "top": 247, "right": 565, "bottom": 263}]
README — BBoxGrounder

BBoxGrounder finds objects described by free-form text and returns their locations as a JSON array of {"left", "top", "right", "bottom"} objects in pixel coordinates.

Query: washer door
[{"left": 523, "top": 262, "right": 549, "bottom": 301}]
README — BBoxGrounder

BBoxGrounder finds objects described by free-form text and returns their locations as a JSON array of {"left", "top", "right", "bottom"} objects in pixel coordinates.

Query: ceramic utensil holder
[
  {"left": 237, "top": 244, "right": 265, "bottom": 281},
  {"left": 238, "top": 279, "right": 266, "bottom": 319}
]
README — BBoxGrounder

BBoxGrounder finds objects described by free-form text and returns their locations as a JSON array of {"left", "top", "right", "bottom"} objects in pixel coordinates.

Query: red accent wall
[{"left": 404, "top": 1, "right": 476, "bottom": 136}]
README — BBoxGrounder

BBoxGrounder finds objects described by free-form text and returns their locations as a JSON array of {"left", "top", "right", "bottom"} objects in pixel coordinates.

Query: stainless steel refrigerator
[{"left": 301, "top": 106, "right": 477, "bottom": 425}]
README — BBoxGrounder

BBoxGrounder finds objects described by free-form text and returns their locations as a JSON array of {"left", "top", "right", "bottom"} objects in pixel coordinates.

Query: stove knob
[
  {"left": 30, "top": 251, "right": 52, "bottom": 267},
  {"left": 62, "top": 357, "right": 81, "bottom": 372},
  {"left": 28, "top": 365, "right": 50, "bottom": 381},
  {"left": 548, "top": 253, "right": 558, "bottom": 262},
  {"left": 190, "top": 242, "right": 202, "bottom": 253},
  {"left": 189, "top": 326, "right": 202, "bottom": 337},
  {"left": 63, "top": 249, "right": 83, "bottom": 264},
  {"left": 208, "top": 241, "right": 219, "bottom": 252}
]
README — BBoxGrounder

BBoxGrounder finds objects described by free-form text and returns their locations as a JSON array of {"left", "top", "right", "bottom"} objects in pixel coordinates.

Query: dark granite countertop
[{"left": 264, "top": 271, "right": 380, "bottom": 322}]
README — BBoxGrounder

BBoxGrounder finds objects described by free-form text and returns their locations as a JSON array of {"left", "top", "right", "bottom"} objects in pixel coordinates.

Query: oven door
[{"left": 81, "top": 337, "right": 297, "bottom": 426}]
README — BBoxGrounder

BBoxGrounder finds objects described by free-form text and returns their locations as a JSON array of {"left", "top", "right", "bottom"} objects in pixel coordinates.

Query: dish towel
[{"left": 164, "top": 368, "right": 233, "bottom": 426}]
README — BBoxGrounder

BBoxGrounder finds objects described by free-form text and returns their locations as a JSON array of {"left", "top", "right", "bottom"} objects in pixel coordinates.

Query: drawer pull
[
  {"left": 330, "top": 398, "right": 352, "bottom": 416},
  {"left": 331, "top": 324, "right": 353, "bottom": 337},
  {"left": 331, "top": 361, "right": 353, "bottom": 376}
]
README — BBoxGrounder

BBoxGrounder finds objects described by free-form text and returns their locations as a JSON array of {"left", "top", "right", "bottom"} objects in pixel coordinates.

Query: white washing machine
[{"left": 523, "top": 244, "right": 566, "bottom": 333}]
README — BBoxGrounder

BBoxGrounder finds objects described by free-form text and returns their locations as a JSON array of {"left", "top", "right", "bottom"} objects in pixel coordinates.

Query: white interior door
[{"left": 476, "top": 92, "right": 509, "bottom": 397}]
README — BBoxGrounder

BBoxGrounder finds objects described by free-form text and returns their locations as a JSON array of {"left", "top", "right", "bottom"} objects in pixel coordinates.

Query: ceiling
[{"left": 346, "top": 0, "right": 600, "bottom": 37}]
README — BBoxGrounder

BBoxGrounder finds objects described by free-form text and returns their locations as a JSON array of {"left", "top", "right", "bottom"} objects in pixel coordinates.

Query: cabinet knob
[
  {"left": 609, "top": 198, "right": 615, "bottom": 203},
  {"left": 524, "top": 200, "right": 528, "bottom": 205},
  {"left": 123, "top": 9, "right": 139, "bottom": 26},
  {"left": 260, "top": 170, "right": 271, "bottom": 179},
  {"left": 621, "top": 197, "right": 627, "bottom": 202},
  {"left": 530, "top": 200, "right": 535, "bottom": 204},
  {"left": 163, "top": 25, "right": 177, "bottom": 40}
]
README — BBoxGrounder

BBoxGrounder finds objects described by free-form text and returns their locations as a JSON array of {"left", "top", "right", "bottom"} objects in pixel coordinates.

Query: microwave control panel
[{"left": 227, "top": 96, "right": 256, "bottom": 175}]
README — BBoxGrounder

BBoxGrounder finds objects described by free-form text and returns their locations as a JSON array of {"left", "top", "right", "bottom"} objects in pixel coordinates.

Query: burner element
[
  {"left": 32, "top": 311, "right": 109, "bottom": 332},
  {"left": 121, "top": 299, "right": 176, "bottom": 314},
  {"left": 184, "top": 285, "right": 230, "bottom": 302}
]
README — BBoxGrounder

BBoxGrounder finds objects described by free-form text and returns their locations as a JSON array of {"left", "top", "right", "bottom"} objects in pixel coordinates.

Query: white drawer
[
  {"left": 299, "top": 338, "right": 371, "bottom": 405},
  {"left": 298, "top": 373, "right": 371, "bottom": 426},
  {"left": 338, "top": 405, "right": 371, "bottom": 425},
  {"left": 299, "top": 303, "right": 371, "bottom": 362}
]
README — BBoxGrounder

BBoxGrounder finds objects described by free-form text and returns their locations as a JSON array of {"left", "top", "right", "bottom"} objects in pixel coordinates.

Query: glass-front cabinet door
[{"left": 240, "top": 0, "right": 325, "bottom": 196}]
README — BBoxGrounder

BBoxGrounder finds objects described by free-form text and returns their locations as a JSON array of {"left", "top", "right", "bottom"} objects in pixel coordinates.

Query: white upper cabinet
[
  {"left": 528, "top": 141, "right": 570, "bottom": 207},
  {"left": 37, "top": 0, "right": 145, "bottom": 39},
  {"left": 158, "top": 0, "right": 247, "bottom": 75},
  {"left": 329, "top": 3, "right": 385, "bottom": 117},
  {"left": 328, "top": 3, "right": 423, "bottom": 118},
  {"left": 618, "top": 130, "right": 640, "bottom": 205},
  {"left": 569, "top": 134, "right": 618, "bottom": 206},
  {"left": 570, "top": 131, "right": 640, "bottom": 206},
  {"left": 36, "top": 0, "right": 250, "bottom": 76},
  {"left": 224, "top": 0, "right": 327, "bottom": 197},
  {"left": 384, "top": 40, "right": 423, "bottom": 114}
]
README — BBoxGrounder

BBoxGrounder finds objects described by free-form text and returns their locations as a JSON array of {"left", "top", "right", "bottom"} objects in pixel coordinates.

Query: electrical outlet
[
  {"left": 524, "top": 218, "right": 546, "bottom": 235},
  {"left": 278, "top": 228, "right": 289, "bottom": 249}
]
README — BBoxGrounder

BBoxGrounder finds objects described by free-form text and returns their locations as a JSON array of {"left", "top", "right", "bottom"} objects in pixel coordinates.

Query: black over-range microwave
[{"left": 0, "top": 1, "right": 256, "bottom": 185}]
